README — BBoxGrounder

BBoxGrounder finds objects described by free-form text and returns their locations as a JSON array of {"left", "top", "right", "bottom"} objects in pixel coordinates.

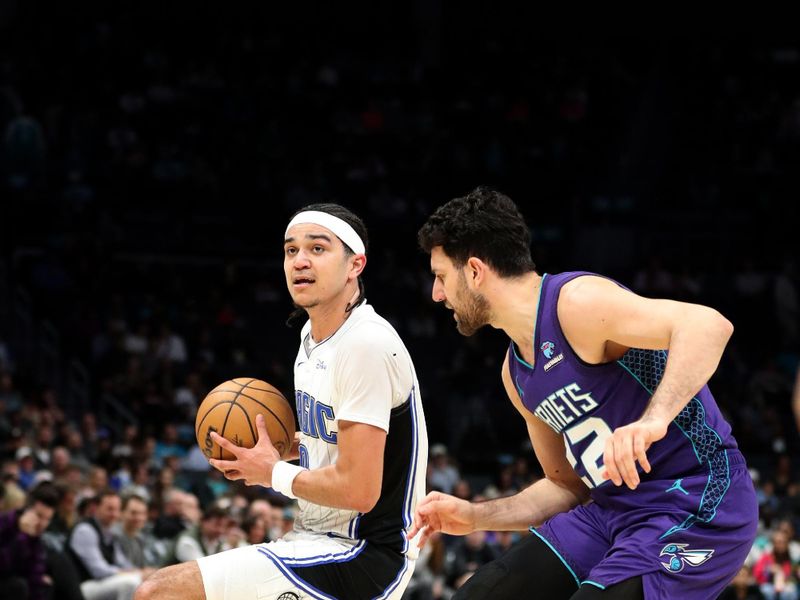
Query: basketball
[{"left": 195, "top": 378, "right": 296, "bottom": 461}]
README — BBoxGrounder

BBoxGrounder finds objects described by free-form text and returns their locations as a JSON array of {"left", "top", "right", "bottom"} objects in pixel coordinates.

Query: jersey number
[
  {"left": 298, "top": 443, "right": 309, "bottom": 469},
  {"left": 563, "top": 417, "right": 613, "bottom": 488}
]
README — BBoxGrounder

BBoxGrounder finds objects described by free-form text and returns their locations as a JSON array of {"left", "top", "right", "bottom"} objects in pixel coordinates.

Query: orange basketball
[{"left": 195, "top": 378, "right": 296, "bottom": 460}]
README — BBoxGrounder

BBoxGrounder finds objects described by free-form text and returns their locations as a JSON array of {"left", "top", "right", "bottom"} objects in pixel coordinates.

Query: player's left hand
[
  {"left": 208, "top": 414, "right": 281, "bottom": 487},
  {"left": 601, "top": 418, "right": 668, "bottom": 490}
]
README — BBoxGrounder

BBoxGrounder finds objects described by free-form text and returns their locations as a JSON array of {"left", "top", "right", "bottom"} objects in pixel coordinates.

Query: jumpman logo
[{"left": 666, "top": 479, "right": 689, "bottom": 495}]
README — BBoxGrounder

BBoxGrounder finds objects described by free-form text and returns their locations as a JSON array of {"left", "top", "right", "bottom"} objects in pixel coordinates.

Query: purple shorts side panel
[{"left": 536, "top": 461, "right": 757, "bottom": 599}]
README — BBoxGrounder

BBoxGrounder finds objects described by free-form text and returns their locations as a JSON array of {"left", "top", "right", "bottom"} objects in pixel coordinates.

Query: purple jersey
[
  {"left": 509, "top": 272, "right": 757, "bottom": 597},
  {"left": 509, "top": 272, "right": 736, "bottom": 523}
]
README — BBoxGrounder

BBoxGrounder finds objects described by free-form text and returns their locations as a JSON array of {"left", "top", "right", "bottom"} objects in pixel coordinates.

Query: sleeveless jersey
[
  {"left": 508, "top": 272, "right": 739, "bottom": 534},
  {"left": 292, "top": 302, "right": 428, "bottom": 558}
]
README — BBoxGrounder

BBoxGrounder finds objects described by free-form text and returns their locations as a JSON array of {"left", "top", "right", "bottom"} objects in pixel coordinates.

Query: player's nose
[
  {"left": 432, "top": 279, "right": 446, "bottom": 303},
  {"left": 293, "top": 250, "right": 312, "bottom": 268}
]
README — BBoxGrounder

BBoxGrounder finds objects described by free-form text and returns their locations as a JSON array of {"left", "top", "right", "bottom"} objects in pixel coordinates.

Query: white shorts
[{"left": 197, "top": 531, "right": 414, "bottom": 600}]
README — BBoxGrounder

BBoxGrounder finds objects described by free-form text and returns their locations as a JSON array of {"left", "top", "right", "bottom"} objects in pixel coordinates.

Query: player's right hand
[{"left": 407, "top": 491, "right": 477, "bottom": 548}]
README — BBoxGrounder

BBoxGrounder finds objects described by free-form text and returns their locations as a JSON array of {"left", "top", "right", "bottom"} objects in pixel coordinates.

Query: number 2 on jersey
[{"left": 563, "top": 417, "right": 613, "bottom": 488}]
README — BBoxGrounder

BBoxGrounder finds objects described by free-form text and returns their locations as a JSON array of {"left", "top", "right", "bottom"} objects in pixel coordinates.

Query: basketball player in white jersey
[{"left": 135, "top": 204, "right": 429, "bottom": 600}]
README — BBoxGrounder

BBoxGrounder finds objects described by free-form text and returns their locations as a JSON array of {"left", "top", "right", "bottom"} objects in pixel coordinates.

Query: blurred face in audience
[
  {"left": 18, "top": 455, "right": 34, "bottom": 472},
  {"left": 121, "top": 497, "right": 148, "bottom": 534},
  {"left": 159, "top": 467, "right": 175, "bottom": 489},
  {"left": 778, "top": 520, "right": 796, "bottom": 540},
  {"left": 246, "top": 517, "right": 267, "bottom": 544},
  {"left": 37, "top": 426, "right": 54, "bottom": 447},
  {"left": 89, "top": 467, "right": 108, "bottom": 490},
  {"left": 773, "top": 531, "right": 790, "bottom": 558},
  {"left": 96, "top": 495, "right": 121, "bottom": 528},
  {"left": 248, "top": 499, "right": 270, "bottom": 520},
  {"left": 51, "top": 447, "right": 70, "bottom": 472},
  {"left": 201, "top": 516, "right": 227, "bottom": 541},
  {"left": 65, "top": 465, "right": 83, "bottom": 487},
  {"left": 23, "top": 501, "right": 55, "bottom": 537},
  {"left": 66, "top": 430, "right": 83, "bottom": 451},
  {"left": 163, "top": 490, "right": 184, "bottom": 516},
  {"left": 182, "top": 494, "right": 200, "bottom": 524}
]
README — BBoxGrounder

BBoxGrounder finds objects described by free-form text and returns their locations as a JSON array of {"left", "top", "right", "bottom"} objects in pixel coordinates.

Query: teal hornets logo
[
  {"left": 660, "top": 544, "right": 714, "bottom": 573},
  {"left": 541, "top": 341, "right": 556, "bottom": 359}
]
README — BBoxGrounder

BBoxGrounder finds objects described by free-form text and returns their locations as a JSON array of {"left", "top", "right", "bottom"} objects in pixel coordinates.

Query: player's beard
[{"left": 453, "top": 273, "right": 491, "bottom": 336}]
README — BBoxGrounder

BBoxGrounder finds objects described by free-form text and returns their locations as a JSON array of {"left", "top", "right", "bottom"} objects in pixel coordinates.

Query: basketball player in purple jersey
[{"left": 409, "top": 188, "right": 757, "bottom": 599}]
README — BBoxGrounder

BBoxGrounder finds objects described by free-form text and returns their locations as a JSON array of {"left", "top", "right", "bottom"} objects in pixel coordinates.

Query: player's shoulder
[
  {"left": 558, "top": 273, "right": 622, "bottom": 314},
  {"left": 339, "top": 305, "right": 404, "bottom": 351}
]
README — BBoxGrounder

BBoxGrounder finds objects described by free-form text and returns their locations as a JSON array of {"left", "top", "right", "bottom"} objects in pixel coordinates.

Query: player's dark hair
[
  {"left": 418, "top": 187, "right": 536, "bottom": 277},
  {"left": 26, "top": 481, "right": 61, "bottom": 509},
  {"left": 286, "top": 203, "right": 369, "bottom": 327}
]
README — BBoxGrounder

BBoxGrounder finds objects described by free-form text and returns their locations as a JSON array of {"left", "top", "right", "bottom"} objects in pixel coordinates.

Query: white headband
[{"left": 285, "top": 210, "right": 366, "bottom": 255}]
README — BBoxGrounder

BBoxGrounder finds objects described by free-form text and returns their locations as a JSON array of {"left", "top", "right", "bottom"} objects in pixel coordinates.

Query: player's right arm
[{"left": 409, "top": 355, "right": 588, "bottom": 546}]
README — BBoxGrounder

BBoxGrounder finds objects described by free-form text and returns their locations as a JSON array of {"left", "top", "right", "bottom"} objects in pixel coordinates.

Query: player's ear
[
  {"left": 466, "top": 257, "right": 487, "bottom": 288},
  {"left": 350, "top": 253, "right": 367, "bottom": 279}
]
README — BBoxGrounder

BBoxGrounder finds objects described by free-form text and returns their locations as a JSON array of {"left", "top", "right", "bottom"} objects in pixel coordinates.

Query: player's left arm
[
  {"left": 559, "top": 275, "right": 734, "bottom": 490},
  {"left": 289, "top": 420, "right": 386, "bottom": 512}
]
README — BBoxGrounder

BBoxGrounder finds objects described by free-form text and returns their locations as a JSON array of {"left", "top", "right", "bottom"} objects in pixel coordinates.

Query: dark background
[{"left": 2, "top": 3, "right": 798, "bottom": 480}]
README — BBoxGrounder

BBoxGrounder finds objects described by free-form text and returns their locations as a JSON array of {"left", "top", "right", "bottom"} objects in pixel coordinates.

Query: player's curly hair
[
  {"left": 286, "top": 203, "right": 369, "bottom": 326},
  {"left": 418, "top": 187, "right": 536, "bottom": 276}
]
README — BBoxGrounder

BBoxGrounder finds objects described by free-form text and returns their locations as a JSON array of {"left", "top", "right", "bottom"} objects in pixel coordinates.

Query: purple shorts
[{"left": 535, "top": 450, "right": 757, "bottom": 599}]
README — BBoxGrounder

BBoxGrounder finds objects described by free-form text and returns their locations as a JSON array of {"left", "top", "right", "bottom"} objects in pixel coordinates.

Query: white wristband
[{"left": 272, "top": 461, "right": 305, "bottom": 499}]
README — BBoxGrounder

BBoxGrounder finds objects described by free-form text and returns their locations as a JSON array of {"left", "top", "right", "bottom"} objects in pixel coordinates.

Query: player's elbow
[
  {"left": 697, "top": 307, "right": 733, "bottom": 340},
  {"left": 716, "top": 312, "right": 734, "bottom": 341}
]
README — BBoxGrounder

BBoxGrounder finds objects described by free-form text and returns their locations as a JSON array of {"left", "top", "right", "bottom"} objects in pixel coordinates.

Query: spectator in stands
[
  {"left": 67, "top": 490, "right": 150, "bottom": 600},
  {"left": 1, "top": 459, "right": 26, "bottom": 511},
  {"left": 49, "top": 447, "right": 72, "bottom": 482},
  {"left": 447, "top": 530, "right": 499, "bottom": 591},
  {"left": 153, "top": 425, "right": 185, "bottom": 468},
  {"left": 47, "top": 482, "right": 78, "bottom": 539},
  {"left": 428, "top": 443, "right": 459, "bottom": 494},
  {"left": 181, "top": 493, "right": 201, "bottom": 526},
  {"left": 115, "top": 494, "right": 158, "bottom": 568},
  {"left": 0, "top": 481, "right": 60, "bottom": 600},
  {"left": 240, "top": 515, "right": 267, "bottom": 545},
  {"left": 171, "top": 505, "right": 228, "bottom": 563},
  {"left": 719, "top": 565, "right": 766, "bottom": 600},
  {"left": 754, "top": 530, "right": 799, "bottom": 600},
  {"left": 152, "top": 489, "right": 186, "bottom": 540},
  {"left": 16, "top": 446, "right": 37, "bottom": 490}
]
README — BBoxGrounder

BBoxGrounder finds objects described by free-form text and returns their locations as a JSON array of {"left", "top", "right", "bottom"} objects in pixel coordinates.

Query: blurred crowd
[{"left": 2, "top": 4, "right": 800, "bottom": 599}]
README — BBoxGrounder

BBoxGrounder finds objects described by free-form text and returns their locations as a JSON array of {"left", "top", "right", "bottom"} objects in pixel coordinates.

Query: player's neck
[
  {"left": 307, "top": 285, "right": 360, "bottom": 342},
  {"left": 490, "top": 272, "right": 543, "bottom": 361}
]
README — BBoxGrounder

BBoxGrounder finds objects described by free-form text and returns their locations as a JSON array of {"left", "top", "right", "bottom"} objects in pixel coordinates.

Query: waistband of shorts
[{"left": 725, "top": 448, "right": 748, "bottom": 470}]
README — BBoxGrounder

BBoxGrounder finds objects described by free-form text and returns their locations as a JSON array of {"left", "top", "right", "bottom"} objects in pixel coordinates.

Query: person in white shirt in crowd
[{"left": 67, "top": 490, "right": 153, "bottom": 600}]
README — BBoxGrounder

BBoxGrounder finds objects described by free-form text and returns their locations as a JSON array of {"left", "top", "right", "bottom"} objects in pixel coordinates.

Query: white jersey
[{"left": 292, "top": 302, "right": 428, "bottom": 558}]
